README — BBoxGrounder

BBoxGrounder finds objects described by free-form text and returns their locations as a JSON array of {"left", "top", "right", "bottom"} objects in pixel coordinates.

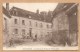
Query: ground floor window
[
  {"left": 14, "top": 29, "right": 18, "bottom": 34},
  {"left": 22, "top": 29, "right": 25, "bottom": 35}
]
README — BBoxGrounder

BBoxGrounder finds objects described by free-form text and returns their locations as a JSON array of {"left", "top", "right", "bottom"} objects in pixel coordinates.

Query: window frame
[
  {"left": 14, "top": 29, "right": 18, "bottom": 34},
  {"left": 22, "top": 29, "right": 25, "bottom": 35},
  {"left": 14, "top": 19, "right": 17, "bottom": 24},
  {"left": 22, "top": 20, "right": 25, "bottom": 25}
]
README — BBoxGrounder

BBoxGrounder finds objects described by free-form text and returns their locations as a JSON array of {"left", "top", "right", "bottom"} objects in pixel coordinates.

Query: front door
[{"left": 29, "top": 28, "right": 32, "bottom": 38}]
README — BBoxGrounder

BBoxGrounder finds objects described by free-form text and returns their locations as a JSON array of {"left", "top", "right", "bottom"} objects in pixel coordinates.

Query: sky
[{"left": 3, "top": 3, "right": 58, "bottom": 12}]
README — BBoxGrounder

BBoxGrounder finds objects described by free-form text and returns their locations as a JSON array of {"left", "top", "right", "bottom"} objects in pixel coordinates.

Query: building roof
[
  {"left": 65, "top": 3, "right": 78, "bottom": 16},
  {"left": 3, "top": 6, "right": 11, "bottom": 18},
  {"left": 51, "top": 3, "right": 78, "bottom": 33},
  {"left": 10, "top": 7, "right": 52, "bottom": 23},
  {"left": 52, "top": 3, "right": 78, "bottom": 19},
  {"left": 52, "top": 3, "right": 76, "bottom": 16}
]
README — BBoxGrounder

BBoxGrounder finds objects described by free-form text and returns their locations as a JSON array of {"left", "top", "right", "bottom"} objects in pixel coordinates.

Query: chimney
[
  {"left": 36, "top": 9, "right": 39, "bottom": 14},
  {"left": 6, "top": 3, "right": 9, "bottom": 11}
]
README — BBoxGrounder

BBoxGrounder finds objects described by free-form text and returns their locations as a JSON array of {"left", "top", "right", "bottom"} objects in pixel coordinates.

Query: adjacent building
[
  {"left": 52, "top": 3, "right": 78, "bottom": 46},
  {"left": 3, "top": 3, "right": 11, "bottom": 44}
]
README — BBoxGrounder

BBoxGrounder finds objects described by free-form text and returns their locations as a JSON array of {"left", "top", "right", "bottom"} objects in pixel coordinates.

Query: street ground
[{"left": 3, "top": 38, "right": 78, "bottom": 50}]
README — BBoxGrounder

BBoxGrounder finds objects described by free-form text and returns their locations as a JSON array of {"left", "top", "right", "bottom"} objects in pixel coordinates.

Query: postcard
[{"left": 3, "top": 3, "right": 78, "bottom": 50}]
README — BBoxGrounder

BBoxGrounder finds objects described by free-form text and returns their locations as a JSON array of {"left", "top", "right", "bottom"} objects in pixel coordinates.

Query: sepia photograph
[{"left": 3, "top": 3, "right": 78, "bottom": 50}]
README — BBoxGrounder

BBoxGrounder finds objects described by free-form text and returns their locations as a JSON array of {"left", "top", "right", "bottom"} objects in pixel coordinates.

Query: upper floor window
[
  {"left": 40, "top": 23, "right": 43, "bottom": 28},
  {"left": 50, "top": 25, "right": 52, "bottom": 28},
  {"left": 47, "top": 24, "right": 49, "bottom": 28},
  {"left": 14, "top": 19, "right": 17, "bottom": 24},
  {"left": 35, "top": 22, "right": 37, "bottom": 27},
  {"left": 14, "top": 29, "right": 18, "bottom": 34},
  {"left": 22, "top": 20, "right": 25, "bottom": 25},
  {"left": 29, "top": 16, "right": 31, "bottom": 18},
  {"left": 47, "top": 32, "right": 49, "bottom": 35},
  {"left": 29, "top": 21, "right": 32, "bottom": 26}
]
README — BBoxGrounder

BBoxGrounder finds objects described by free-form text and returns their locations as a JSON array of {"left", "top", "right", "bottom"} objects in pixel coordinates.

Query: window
[
  {"left": 47, "top": 32, "right": 49, "bottom": 35},
  {"left": 14, "top": 29, "right": 18, "bottom": 34},
  {"left": 13, "top": 11, "right": 16, "bottom": 16},
  {"left": 29, "top": 16, "right": 31, "bottom": 18},
  {"left": 22, "top": 20, "right": 25, "bottom": 25},
  {"left": 12, "top": 11, "right": 14, "bottom": 15},
  {"left": 29, "top": 21, "right": 32, "bottom": 26},
  {"left": 40, "top": 23, "right": 43, "bottom": 28},
  {"left": 13, "top": 8, "right": 18, "bottom": 16},
  {"left": 16, "top": 11, "right": 18, "bottom": 15},
  {"left": 47, "top": 24, "right": 49, "bottom": 28},
  {"left": 22, "top": 29, "right": 25, "bottom": 35},
  {"left": 50, "top": 25, "right": 52, "bottom": 28},
  {"left": 14, "top": 19, "right": 17, "bottom": 24},
  {"left": 35, "top": 22, "right": 37, "bottom": 27}
]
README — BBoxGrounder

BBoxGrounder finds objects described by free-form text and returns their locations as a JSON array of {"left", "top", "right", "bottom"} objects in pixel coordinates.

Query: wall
[{"left": 52, "top": 12, "right": 69, "bottom": 44}]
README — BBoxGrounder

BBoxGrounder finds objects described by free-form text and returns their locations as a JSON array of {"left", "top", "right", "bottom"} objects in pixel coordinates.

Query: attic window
[
  {"left": 15, "top": 11, "right": 18, "bottom": 15},
  {"left": 14, "top": 8, "right": 17, "bottom": 10},
  {"left": 47, "top": 24, "right": 49, "bottom": 28},
  {"left": 35, "top": 22, "right": 38, "bottom": 27},
  {"left": 12, "top": 11, "right": 18, "bottom": 16},
  {"left": 29, "top": 16, "right": 31, "bottom": 18}
]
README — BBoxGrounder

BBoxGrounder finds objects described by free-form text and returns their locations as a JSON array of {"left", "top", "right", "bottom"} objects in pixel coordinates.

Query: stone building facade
[
  {"left": 3, "top": 3, "right": 52, "bottom": 42},
  {"left": 52, "top": 12, "right": 69, "bottom": 44}
]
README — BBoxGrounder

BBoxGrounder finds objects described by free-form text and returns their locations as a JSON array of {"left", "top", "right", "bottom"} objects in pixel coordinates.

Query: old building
[
  {"left": 3, "top": 3, "right": 52, "bottom": 42},
  {"left": 52, "top": 3, "right": 78, "bottom": 46}
]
